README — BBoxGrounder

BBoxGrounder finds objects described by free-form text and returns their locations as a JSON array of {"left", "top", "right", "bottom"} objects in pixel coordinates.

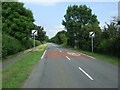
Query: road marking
[
  {"left": 78, "top": 67, "right": 94, "bottom": 81},
  {"left": 80, "top": 53, "right": 95, "bottom": 59},
  {"left": 60, "top": 50, "right": 62, "bottom": 52},
  {"left": 66, "top": 56, "right": 70, "bottom": 60},
  {"left": 41, "top": 50, "right": 47, "bottom": 59},
  {"left": 67, "top": 52, "right": 81, "bottom": 56}
]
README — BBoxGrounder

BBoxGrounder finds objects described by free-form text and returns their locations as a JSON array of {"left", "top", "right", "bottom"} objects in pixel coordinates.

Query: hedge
[{"left": 2, "top": 33, "right": 42, "bottom": 58}]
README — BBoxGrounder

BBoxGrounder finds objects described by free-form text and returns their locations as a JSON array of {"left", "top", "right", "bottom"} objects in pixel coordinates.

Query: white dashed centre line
[
  {"left": 66, "top": 56, "right": 70, "bottom": 60},
  {"left": 79, "top": 67, "right": 94, "bottom": 81}
]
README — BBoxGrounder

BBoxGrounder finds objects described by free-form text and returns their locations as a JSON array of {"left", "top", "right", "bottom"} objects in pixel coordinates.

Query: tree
[
  {"left": 35, "top": 26, "right": 46, "bottom": 43},
  {"left": 62, "top": 5, "right": 101, "bottom": 50},
  {"left": 97, "top": 20, "right": 120, "bottom": 57},
  {"left": 2, "top": 2, "right": 35, "bottom": 40},
  {"left": 50, "top": 30, "right": 67, "bottom": 44}
]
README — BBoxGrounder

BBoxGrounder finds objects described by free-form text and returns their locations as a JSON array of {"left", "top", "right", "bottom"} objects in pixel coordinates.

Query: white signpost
[
  {"left": 89, "top": 31, "right": 95, "bottom": 53},
  {"left": 32, "top": 30, "right": 38, "bottom": 51}
]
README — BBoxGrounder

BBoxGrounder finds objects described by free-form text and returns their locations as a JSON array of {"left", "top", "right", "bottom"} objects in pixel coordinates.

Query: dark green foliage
[
  {"left": 51, "top": 4, "right": 120, "bottom": 57},
  {"left": 35, "top": 26, "right": 47, "bottom": 43},
  {"left": 97, "top": 22, "right": 120, "bottom": 57},
  {"left": 35, "top": 40, "right": 42, "bottom": 46},
  {"left": 50, "top": 30, "right": 67, "bottom": 44},
  {"left": 62, "top": 5, "right": 101, "bottom": 50},
  {"left": 2, "top": 33, "right": 41, "bottom": 58},
  {"left": 2, "top": 2, "right": 47, "bottom": 58},
  {"left": 2, "top": 2, "right": 35, "bottom": 40},
  {"left": 2, "top": 33, "right": 23, "bottom": 57}
]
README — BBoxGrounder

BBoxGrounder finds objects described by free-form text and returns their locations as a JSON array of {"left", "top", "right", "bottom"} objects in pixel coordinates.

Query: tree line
[
  {"left": 50, "top": 5, "right": 120, "bottom": 57},
  {"left": 2, "top": 2, "right": 48, "bottom": 58}
]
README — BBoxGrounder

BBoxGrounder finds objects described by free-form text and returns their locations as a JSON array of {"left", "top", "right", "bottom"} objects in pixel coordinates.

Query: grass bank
[
  {"left": 62, "top": 44, "right": 119, "bottom": 65},
  {"left": 2, "top": 43, "right": 48, "bottom": 88},
  {"left": 2, "top": 51, "right": 24, "bottom": 63}
]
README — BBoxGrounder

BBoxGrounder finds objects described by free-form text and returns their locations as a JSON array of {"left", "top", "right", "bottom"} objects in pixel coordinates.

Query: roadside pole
[
  {"left": 34, "top": 34, "right": 35, "bottom": 51},
  {"left": 32, "top": 30, "right": 38, "bottom": 52},
  {"left": 91, "top": 37, "right": 93, "bottom": 53},
  {"left": 89, "top": 31, "right": 95, "bottom": 53}
]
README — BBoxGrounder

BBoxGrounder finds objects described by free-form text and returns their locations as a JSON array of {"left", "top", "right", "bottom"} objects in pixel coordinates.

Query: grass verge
[
  {"left": 62, "top": 44, "right": 119, "bottom": 65},
  {"left": 2, "top": 51, "right": 24, "bottom": 63},
  {"left": 2, "top": 43, "right": 48, "bottom": 88}
]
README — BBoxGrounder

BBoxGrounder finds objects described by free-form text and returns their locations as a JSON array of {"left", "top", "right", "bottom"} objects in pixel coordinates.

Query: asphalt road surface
[{"left": 23, "top": 43, "right": 118, "bottom": 88}]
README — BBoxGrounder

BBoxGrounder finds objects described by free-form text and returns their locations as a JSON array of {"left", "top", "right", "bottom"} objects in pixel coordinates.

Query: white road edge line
[
  {"left": 66, "top": 56, "right": 70, "bottom": 60},
  {"left": 79, "top": 67, "right": 94, "bottom": 81},
  {"left": 80, "top": 53, "right": 95, "bottom": 59},
  {"left": 41, "top": 50, "right": 47, "bottom": 59}
]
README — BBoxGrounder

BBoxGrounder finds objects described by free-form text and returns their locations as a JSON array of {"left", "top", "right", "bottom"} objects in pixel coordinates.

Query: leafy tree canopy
[{"left": 2, "top": 2, "right": 35, "bottom": 40}]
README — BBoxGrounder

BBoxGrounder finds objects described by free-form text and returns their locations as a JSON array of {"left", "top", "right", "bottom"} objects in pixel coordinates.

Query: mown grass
[
  {"left": 2, "top": 51, "right": 24, "bottom": 63},
  {"left": 2, "top": 43, "right": 48, "bottom": 88},
  {"left": 62, "top": 44, "right": 119, "bottom": 65}
]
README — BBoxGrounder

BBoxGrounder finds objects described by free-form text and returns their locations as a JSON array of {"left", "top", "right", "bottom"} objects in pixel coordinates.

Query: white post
[
  {"left": 91, "top": 37, "right": 93, "bottom": 53},
  {"left": 34, "top": 35, "right": 35, "bottom": 51}
]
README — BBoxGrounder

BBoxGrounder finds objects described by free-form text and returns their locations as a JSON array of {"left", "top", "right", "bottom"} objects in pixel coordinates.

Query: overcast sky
[{"left": 19, "top": 1, "right": 118, "bottom": 38}]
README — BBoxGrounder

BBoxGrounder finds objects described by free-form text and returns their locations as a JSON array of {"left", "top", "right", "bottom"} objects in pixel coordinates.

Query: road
[{"left": 23, "top": 43, "right": 118, "bottom": 88}]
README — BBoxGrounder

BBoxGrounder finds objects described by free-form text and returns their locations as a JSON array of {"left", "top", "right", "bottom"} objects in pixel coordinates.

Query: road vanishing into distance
[{"left": 23, "top": 43, "right": 118, "bottom": 88}]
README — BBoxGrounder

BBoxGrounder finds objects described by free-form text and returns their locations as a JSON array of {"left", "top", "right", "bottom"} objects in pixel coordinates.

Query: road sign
[
  {"left": 89, "top": 31, "right": 95, "bottom": 53},
  {"left": 32, "top": 30, "right": 38, "bottom": 36},
  {"left": 31, "top": 30, "right": 38, "bottom": 51},
  {"left": 89, "top": 31, "right": 95, "bottom": 38}
]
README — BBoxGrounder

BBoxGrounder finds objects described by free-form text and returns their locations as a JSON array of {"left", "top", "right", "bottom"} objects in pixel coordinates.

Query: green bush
[
  {"left": 2, "top": 33, "right": 43, "bottom": 58},
  {"left": 21, "top": 39, "right": 34, "bottom": 49},
  {"left": 2, "top": 33, "right": 23, "bottom": 57},
  {"left": 35, "top": 40, "right": 41, "bottom": 46},
  {"left": 97, "top": 37, "right": 120, "bottom": 57},
  {"left": 21, "top": 39, "right": 41, "bottom": 49}
]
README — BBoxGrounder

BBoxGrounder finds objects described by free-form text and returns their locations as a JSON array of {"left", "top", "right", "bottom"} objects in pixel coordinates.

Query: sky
[{"left": 19, "top": 1, "right": 118, "bottom": 38}]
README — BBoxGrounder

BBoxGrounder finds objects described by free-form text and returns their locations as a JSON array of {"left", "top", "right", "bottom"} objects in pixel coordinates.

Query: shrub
[
  {"left": 2, "top": 33, "right": 43, "bottom": 58},
  {"left": 21, "top": 39, "right": 34, "bottom": 49},
  {"left": 2, "top": 33, "right": 23, "bottom": 57},
  {"left": 21, "top": 39, "right": 41, "bottom": 49},
  {"left": 97, "top": 37, "right": 120, "bottom": 57},
  {"left": 35, "top": 40, "right": 41, "bottom": 46}
]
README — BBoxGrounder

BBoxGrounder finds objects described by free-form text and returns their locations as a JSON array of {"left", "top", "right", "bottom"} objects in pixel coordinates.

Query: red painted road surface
[{"left": 43, "top": 51, "right": 95, "bottom": 59}]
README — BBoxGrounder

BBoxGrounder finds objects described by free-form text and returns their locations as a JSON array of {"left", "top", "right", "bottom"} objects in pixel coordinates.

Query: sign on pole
[
  {"left": 31, "top": 30, "right": 38, "bottom": 51},
  {"left": 89, "top": 31, "right": 95, "bottom": 53},
  {"left": 89, "top": 31, "right": 95, "bottom": 38},
  {"left": 32, "top": 30, "right": 38, "bottom": 36}
]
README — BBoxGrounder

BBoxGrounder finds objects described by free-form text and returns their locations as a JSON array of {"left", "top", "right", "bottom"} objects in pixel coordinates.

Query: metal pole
[
  {"left": 34, "top": 35, "right": 35, "bottom": 51},
  {"left": 91, "top": 37, "right": 93, "bottom": 52}
]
